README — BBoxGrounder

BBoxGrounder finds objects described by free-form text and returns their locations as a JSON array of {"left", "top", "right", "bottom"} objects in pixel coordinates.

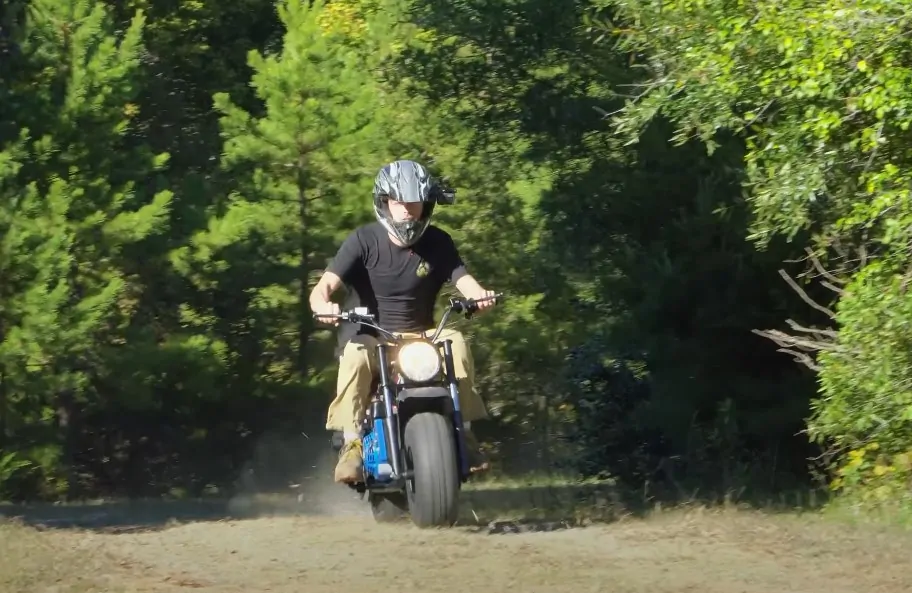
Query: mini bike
[{"left": 322, "top": 293, "right": 502, "bottom": 527}]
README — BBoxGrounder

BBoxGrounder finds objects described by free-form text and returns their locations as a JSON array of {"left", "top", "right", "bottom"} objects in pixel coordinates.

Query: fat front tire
[{"left": 403, "top": 412, "right": 459, "bottom": 527}]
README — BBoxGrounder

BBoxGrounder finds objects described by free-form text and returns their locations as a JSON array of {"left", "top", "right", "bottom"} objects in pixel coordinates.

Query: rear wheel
[{"left": 403, "top": 412, "right": 459, "bottom": 527}]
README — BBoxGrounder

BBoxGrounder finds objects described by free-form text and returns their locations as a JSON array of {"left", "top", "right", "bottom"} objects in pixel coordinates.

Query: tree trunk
[
  {"left": 56, "top": 387, "right": 80, "bottom": 500},
  {"left": 297, "top": 162, "right": 311, "bottom": 378}
]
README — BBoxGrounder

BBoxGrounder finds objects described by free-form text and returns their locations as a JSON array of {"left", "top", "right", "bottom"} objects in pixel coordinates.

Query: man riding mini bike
[
  {"left": 309, "top": 159, "right": 499, "bottom": 525},
  {"left": 316, "top": 293, "right": 501, "bottom": 526}
]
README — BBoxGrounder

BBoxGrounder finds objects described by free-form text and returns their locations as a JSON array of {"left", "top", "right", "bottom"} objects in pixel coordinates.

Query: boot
[{"left": 334, "top": 439, "right": 364, "bottom": 483}]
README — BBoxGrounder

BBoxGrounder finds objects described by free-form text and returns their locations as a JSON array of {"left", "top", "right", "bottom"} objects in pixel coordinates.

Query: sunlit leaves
[
  {"left": 604, "top": 0, "right": 912, "bottom": 502},
  {"left": 607, "top": 0, "right": 912, "bottom": 248}
]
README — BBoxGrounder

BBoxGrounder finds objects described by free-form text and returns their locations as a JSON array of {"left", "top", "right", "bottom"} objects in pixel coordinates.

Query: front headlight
[{"left": 397, "top": 341, "right": 441, "bottom": 383}]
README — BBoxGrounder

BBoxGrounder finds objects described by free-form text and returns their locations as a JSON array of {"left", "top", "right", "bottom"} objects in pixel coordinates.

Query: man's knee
[
  {"left": 445, "top": 328, "right": 471, "bottom": 353},
  {"left": 437, "top": 328, "right": 474, "bottom": 375},
  {"left": 438, "top": 328, "right": 469, "bottom": 351},
  {"left": 339, "top": 334, "right": 378, "bottom": 373},
  {"left": 437, "top": 329, "right": 487, "bottom": 420}
]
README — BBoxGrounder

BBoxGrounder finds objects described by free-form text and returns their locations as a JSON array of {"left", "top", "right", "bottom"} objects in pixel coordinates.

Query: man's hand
[
  {"left": 313, "top": 301, "right": 342, "bottom": 326},
  {"left": 455, "top": 274, "right": 498, "bottom": 313},
  {"left": 472, "top": 289, "right": 498, "bottom": 312},
  {"left": 309, "top": 271, "right": 344, "bottom": 326}
]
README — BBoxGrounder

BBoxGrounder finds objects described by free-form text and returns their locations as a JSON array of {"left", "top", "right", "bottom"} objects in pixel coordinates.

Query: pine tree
[
  {"left": 0, "top": 0, "right": 171, "bottom": 496},
  {"left": 171, "top": 0, "right": 416, "bottom": 385}
]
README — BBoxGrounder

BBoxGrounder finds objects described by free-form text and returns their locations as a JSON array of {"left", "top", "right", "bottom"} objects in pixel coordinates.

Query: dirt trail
[
  {"left": 2, "top": 451, "right": 910, "bottom": 593},
  {"left": 3, "top": 500, "right": 911, "bottom": 593}
]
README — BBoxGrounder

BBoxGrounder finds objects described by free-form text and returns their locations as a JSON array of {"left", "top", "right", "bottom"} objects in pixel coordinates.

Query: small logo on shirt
[{"left": 416, "top": 259, "right": 431, "bottom": 278}]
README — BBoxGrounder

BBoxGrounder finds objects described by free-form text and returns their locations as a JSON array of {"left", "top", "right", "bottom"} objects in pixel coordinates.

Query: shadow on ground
[
  {"left": 0, "top": 483, "right": 616, "bottom": 535},
  {"left": 0, "top": 478, "right": 826, "bottom": 536},
  {"left": 0, "top": 435, "right": 827, "bottom": 536}
]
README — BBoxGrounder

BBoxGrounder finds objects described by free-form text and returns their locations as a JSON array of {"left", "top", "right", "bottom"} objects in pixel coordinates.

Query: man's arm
[
  {"left": 309, "top": 270, "right": 344, "bottom": 313},
  {"left": 440, "top": 234, "right": 497, "bottom": 311},
  {"left": 310, "top": 230, "right": 362, "bottom": 323},
  {"left": 454, "top": 273, "right": 485, "bottom": 298}
]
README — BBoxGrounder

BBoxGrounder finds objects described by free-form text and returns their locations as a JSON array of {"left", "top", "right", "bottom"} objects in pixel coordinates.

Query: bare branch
[
  {"left": 804, "top": 247, "right": 848, "bottom": 286},
  {"left": 776, "top": 348, "right": 822, "bottom": 372},
  {"left": 751, "top": 325, "right": 838, "bottom": 372},
  {"left": 752, "top": 328, "right": 838, "bottom": 353},
  {"left": 820, "top": 281, "right": 845, "bottom": 294},
  {"left": 784, "top": 319, "right": 839, "bottom": 339},
  {"left": 753, "top": 265, "right": 843, "bottom": 372},
  {"left": 778, "top": 269, "right": 836, "bottom": 319},
  {"left": 832, "top": 241, "right": 849, "bottom": 261}
]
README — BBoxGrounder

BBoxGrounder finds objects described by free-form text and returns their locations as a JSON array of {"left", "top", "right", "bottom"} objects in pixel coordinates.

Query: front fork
[
  {"left": 375, "top": 341, "right": 469, "bottom": 483},
  {"left": 376, "top": 343, "right": 405, "bottom": 480},
  {"left": 441, "top": 339, "right": 470, "bottom": 481}
]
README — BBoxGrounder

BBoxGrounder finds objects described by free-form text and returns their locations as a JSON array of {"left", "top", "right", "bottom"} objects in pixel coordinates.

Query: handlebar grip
[
  {"left": 470, "top": 292, "right": 505, "bottom": 306},
  {"left": 312, "top": 308, "right": 375, "bottom": 321},
  {"left": 449, "top": 292, "right": 505, "bottom": 315}
]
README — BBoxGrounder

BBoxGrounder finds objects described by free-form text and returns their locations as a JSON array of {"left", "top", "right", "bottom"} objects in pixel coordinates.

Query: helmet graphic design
[{"left": 372, "top": 160, "right": 437, "bottom": 246}]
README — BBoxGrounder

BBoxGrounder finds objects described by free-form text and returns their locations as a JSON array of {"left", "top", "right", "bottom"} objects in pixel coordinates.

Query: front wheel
[{"left": 403, "top": 412, "right": 460, "bottom": 527}]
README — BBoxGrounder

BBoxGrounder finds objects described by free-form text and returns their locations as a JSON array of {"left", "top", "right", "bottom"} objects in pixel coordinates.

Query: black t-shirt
[{"left": 326, "top": 222, "right": 466, "bottom": 350}]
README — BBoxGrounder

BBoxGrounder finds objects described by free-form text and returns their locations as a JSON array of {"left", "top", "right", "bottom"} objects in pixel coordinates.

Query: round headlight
[{"left": 397, "top": 341, "right": 441, "bottom": 383}]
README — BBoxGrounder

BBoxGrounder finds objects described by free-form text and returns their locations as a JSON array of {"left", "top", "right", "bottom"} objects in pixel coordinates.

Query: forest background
[{"left": 1, "top": 0, "right": 910, "bottom": 519}]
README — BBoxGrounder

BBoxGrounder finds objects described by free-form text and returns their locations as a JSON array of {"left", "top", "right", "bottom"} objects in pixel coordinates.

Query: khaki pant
[{"left": 326, "top": 328, "right": 489, "bottom": 434}]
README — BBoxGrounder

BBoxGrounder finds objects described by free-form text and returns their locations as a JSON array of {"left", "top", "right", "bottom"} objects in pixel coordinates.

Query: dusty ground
[
  {"left": 2, "top": 447, "right": 910, "bottom": 593},
  {"left": 3, "top": 491, "right": 912, "bottom": 593}
]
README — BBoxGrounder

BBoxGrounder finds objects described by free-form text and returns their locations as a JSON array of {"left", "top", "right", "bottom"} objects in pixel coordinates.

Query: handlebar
[
  {"left": 316, "top": 307, "right": 376, "bottom": 325},
  {"left": 313, "top": 293, "right": 505, "bottom": 342},
  {"left": 448, "top": 293, "right": 501, "bottom": 315}
]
